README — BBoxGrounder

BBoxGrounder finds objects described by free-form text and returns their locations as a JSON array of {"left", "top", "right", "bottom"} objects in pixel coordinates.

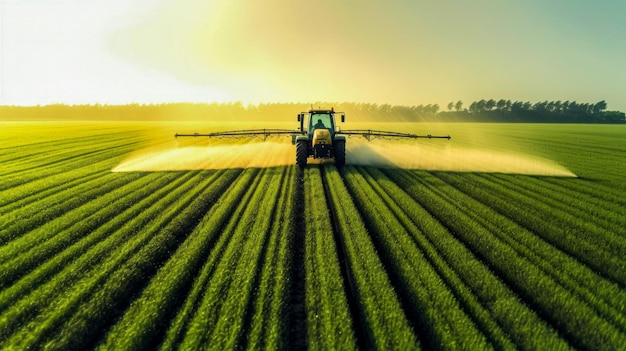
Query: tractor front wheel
[
  {"left": 296, "top": 140, "right": 308, "bottom": 169},
  {"left": 334, "top": 140, "right": 346, "bottom": 167}
]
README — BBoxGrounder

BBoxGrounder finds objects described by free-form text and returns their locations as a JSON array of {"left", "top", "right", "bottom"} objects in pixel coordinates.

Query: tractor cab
[
  {"left": 295, "top": 108, "right": 347, "bottom": 167},
  {"left": 309, "top": 112, "right": 333, "bottom": 135},
  {"left": 297, "top": 108, "right": 344, "bottom": 137}
]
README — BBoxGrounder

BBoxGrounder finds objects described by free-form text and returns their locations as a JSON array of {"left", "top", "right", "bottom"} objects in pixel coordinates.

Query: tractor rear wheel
[
  {"left": 334, "top": 140, "right": 346, "bottom": 167},
  {"left": 296, "top": 140, "right": 308, "bottom": 169}
]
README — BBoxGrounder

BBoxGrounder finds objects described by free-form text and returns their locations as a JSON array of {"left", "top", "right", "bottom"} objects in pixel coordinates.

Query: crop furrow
[
  {"left": 322, "top": 165, "right": 419, "bottom": 350},
  {"left": 286, "top": 166, "right": 308, "bottom": 350},
  {"left": 0, "top": 169, "right": 108, "bottom": 215},
  {"left": 99, "top": 168, "right": 257, "bottom": 351},
  {"left": 394, "top": 169, "right": 625, "bottom": 351},
  {"left": 0, "top": 172, "right": 175, "bottom": 287},
  {"left": 0, "top": 171, "right": 145, "bottom": 244},
  {"left": 158, "top": 168, "right": 263, "bottom": 350},
  {"left": 243, "top": 166, "right": 296, "bottom": 350},
  {"left": 0, "top": 131, "right": 148, "bottom": 170},
  {"left": 0, "top": 170, "right": 232, "bottom": 350},
  {"left": 448, "top": 172, "right": 625, "bottom": 285},
  {"left": 342, "top": 166, "right": 491, "bottom": 350},
  {"left": 0, "top": 171, "right": 193, "bottom": 314},
  {"left": 176, "top": 168, "right": 282, "bottom": 350},
  {"left": 302, "top": 167, "right": 358, "bottom": 351},
  {"left": 430, "top": 172, "right": 626, "bottom": 332},
  {"left": 480, "top": 173, "right": 626, "bottom": 240},
  {"left": 0, "top": 138, "right": 147, "bottom": 190},
  {"left": 504, "top": 175, "right": 626, "bottom": 228},
  {"left": 376, "top": 167, "right": 570, "bottom": 351},
  {"left": 0, "top": 155, "right": 126, "bottom": 209}
]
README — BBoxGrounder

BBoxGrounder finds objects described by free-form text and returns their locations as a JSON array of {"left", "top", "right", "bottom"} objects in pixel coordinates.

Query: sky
[{"left": 1, "top": 0, "right": 625, "bottom": 111}]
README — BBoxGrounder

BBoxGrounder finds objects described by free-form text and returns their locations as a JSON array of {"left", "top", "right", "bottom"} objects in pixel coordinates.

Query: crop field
[{"left": 1, "top": 121, "right": 625, "bottom": 350}]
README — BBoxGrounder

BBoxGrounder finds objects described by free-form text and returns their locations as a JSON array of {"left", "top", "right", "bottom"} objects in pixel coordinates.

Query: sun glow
[{"left": 1, "top": 0, "right": 624, "bottom": 109}]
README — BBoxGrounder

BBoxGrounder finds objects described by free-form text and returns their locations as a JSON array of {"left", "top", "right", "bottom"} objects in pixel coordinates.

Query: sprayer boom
[
  {"left": 174, "top": 107, "right": 450, "bottom": 169},
  {"left": 175, "top": 129, "right": 450, "bottom": 142},
  {"left": 175, "top": 129, "right": 300, "bottom": 141},
  {"left": 339, "top": 129, "right": 451, "bottom": 141}
]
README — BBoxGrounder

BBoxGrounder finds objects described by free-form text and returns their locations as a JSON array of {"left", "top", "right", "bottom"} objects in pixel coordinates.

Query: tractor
[
  {"left": 295, "top": 108, "right": 346, "bottom": 168},
  {"left": 175, "top": 107, "right": 450, "bottom": 169}
]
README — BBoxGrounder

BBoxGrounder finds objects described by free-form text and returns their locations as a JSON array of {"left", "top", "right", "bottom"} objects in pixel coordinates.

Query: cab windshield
[{"left": 310, "top": 113, "right": 332, "bottom": 130}]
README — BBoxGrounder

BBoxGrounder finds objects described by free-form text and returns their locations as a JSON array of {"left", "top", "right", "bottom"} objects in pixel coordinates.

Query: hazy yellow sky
[{"left": 1, "top": 0, "right": 625, "bottom": 110}]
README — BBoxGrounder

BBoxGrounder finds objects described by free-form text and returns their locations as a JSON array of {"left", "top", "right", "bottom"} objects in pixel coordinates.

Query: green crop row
[
  {"left": 322, "top": 165, "right": 419, "bottom": 350},
  {"left": 174, "top": 167, "right": 286, "bottom": 350},
  {"left": 0, "top": 155, "right": 118, "bottom": 210},
  {"left": 0, "top": 171, "right": 196, "bottom": 314},
  {"left": 341, "top": 166, "right": 491, "bottom": 350},
  {"left": 0, "top": 169, "right": 238, "bottom": 350},
  {"left": 0, "top": 135, "right": 148, "bottom": 190},
  {"left": 0, "top": 168, "right": 108, "bottom": 219},
  {"left": 365, "top": 166, "right": 559, "bottom": 351},
  {"left": 435, "top": 172, "right": 626, "bottom": 328},
  {"left": 496, "top": 173, "right": 626, "bottom": 228},
  {"left": 0, "top": 171, "right": 146, "bottom": 245},
  {"left": 303, "top": 167, "right": 357, "bottom": 351},
  {"left": 0, "top": 172, "right": 177, "bottom": 288},
  {"left": 390, "top": 169, "right": 626, "bottom": 351},
  {"left": 99, "top": 168, "right": 258, "bottom": 350},
  {"left": 443, "top": 172, "right": 625, "bottom": 285},
  {"left": 478, "top": 172, "right": 625, "bottom": 253},
  {"left": 158, "top": 168, "right": 265, "bottom": 350},
  {"left": 540, "top": 175, "right": 626, "bottom": 212},
  {"left": 245, "top": 165, "right": 296, "bottom": 349}
]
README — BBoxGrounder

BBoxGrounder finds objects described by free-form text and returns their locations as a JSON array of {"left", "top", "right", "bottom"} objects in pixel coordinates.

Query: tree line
[
  {"left": 440, "top": 99, "right": 625, "bottom": 123},
  {"left": 0, "top": 100, "right": 623, "bottom": 123}
]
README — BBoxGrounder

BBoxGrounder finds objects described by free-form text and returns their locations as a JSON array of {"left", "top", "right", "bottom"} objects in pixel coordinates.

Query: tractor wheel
[
  {"left": 334, "top": 140, "right": 346, "bottom": 167},
  {"left": 296, "top": 140, "right": 308, "bottom": 169}
]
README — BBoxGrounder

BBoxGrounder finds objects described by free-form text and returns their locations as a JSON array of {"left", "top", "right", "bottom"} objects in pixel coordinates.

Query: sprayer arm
[
  {"left": 175, "top": 129, "right": 302, "bottom": 141},
  {"left": 339, "top": 129, "right": 451, "bottom": 141}
]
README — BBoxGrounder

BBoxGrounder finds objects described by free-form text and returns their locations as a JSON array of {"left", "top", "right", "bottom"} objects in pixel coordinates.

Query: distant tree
[
  {"left": 593, "top": 100, "right": 607, "bottom": 114},
  {"left": 423, "top": 104, "right": 439, "bottom": 115},
  {"left": 432, "top": 104, "right": 440, "bottom": 114},
  {"left": 485, "top": 99, "right": 496, "bottom": 111},
  {"left": 447, "top": 101, "right": 454, "bottom": 111},
  {"left": 469, "top": 101, "right": 477, "bottom": 113},
  {"left": 476, "top": 99, "right": 487, "bottom": 112},
  {"left": 415, "top": 104, "right": 425, "bottom": 115},
  {"left": 567, "top": 101, "right": 578, "bottom": 114},
  {"left": 511, "top": 101, "right": 524, "bottom": 112},
  {"left": 455, "top": 100, "right": 463, "bottom": 112},
  {"left": 496, "top": 99, "right": 506, "bottom": 111},
  {"left": 533, "top": 101, "right": 548, "bottom": 112}
]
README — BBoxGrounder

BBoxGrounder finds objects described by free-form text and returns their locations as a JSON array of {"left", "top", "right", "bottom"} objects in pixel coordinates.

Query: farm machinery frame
[{"left": 175, "top": 108, "right": 451, "bottom": 168}]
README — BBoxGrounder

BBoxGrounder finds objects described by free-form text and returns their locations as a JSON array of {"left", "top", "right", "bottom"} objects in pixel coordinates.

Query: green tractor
[
  {"left": 294, "top": 108, "right": 346, "bottom": 168},
  {"left": 175, "top": 106, "right": 450, "bottom": 169}
]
